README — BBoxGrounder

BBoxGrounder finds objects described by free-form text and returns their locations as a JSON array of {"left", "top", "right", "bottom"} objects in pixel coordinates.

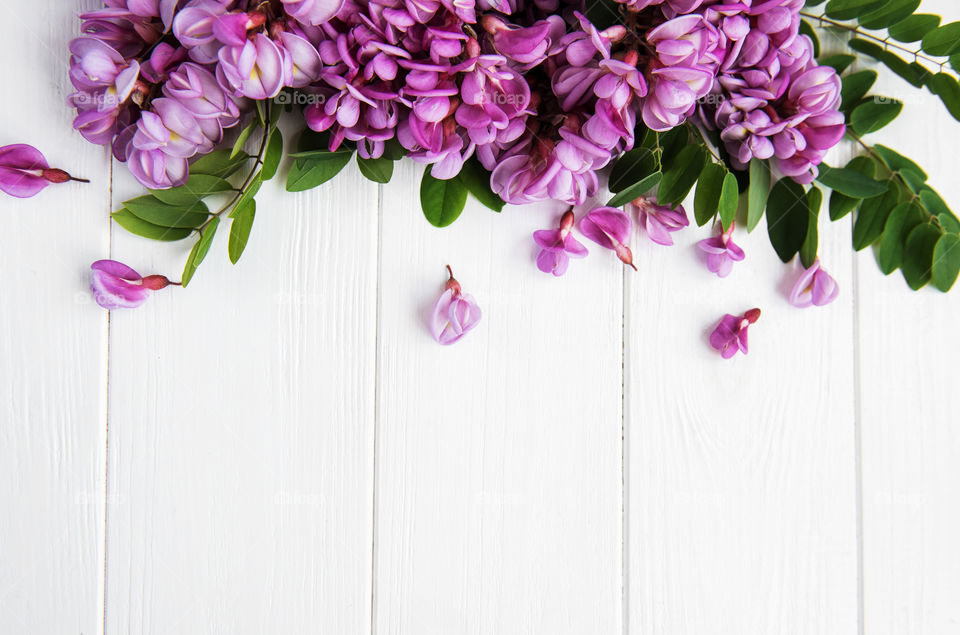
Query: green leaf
[
  {"left": 840, "top": 70, "right": 878, "bottom": 112},
  {"left": 609, "top": 147, "right": 658, "bottom": 193},
  {"left": 747, "top": 159, "right": 771, "bottom": 232},
  {"left": 827, "top": 156, "right": 877, "bottom": 221},
  {"left": 285, "top": 151, "right": 353, "bottom": 192},
  {"left": 800, "top": 186, "right": 822, "bottom": 268},
  {"left": 421, "top": 170, "right": 468, "bottom": 227},
  {"left": 922, "top": 22, "right": 960, "bottom": 57},
  {"left": 656, "top": 126, "right": 688, "bottom": 167},
  {"left": 846, "top": 39, "right": 926, "bottom": 88},
  {"left": 231, "top": 119, "right": 257, "bottom": 158},
  {"left": 819, "top": 54, "right": 857, "bottom": 74},
  {"left": 190, "top": 149, "right": 250, "bottom": 179},
  {"left": 901, "top": 223, "right": 942, "bottom": 289},
  {"left": 859, "top": 0, "right": 921, "bottom": 29},
  {"left": 455, "top": 159, "right": 504, "bottom": 213},
  {"left": 606, "top": 172, "right": 662, "bottom": 208},
  {"left": 657, "top": 145, "right": 706, "bottom": 206},
  {"left": 825, "top": 0, "right": 887, "bottom": 21},
  {"left": 228, "top": 199, "right": 256, "bottom": 265},
  {"left": 816, "top": 163, "right": 886, "bottom": 198},
  {"left": 919, "top": 186, "right": 951, "bottom": 218},
  {"left": 718, "top": 172, "right": 739, "bottom": 231},
  {"left": 261, "top": 128, "right": 284, "bottom": 181},
  {"left": 851, "top": 99, "right": 903, "bottom": 135},
  {"left": 853, "top": 182, "right": 899, "bottom": 250},
  {"left": 123, "top": 196, "right": 209, "bottom": 229},
  {"left": 878, "top": 201, "right": 926, "bottom": 274},
  {"left": 232, "top": 171, "right": 262, "bottom": 215},
  {"left": 693, "top": 163, "right": 725, "bottom": 227},
  {"left": 871, "top": 145, "right": 927, "bottom": 182},
  {"left": 181, "top": 217, "right": 220, "bottom": 288},
  {"left": 932, "top": 233, "right": 960, "bottom": 292},
  {"left": 889, "top": 14, "right": 940, "bottom": 43},
  {"left": 924, "top": 73, "right": 960, "bottom": 123},
  {"left": 766, "top": 178, "right": 810, "bottom": 262},
  {"left": 111, "top": 209, "right": 192, "bottom": 241},
  {"left": 151, "top": 174, "right": 233, "bottom": 207},
  {"left": 356, "top": 155, "right": 395, "bottom": 184}
]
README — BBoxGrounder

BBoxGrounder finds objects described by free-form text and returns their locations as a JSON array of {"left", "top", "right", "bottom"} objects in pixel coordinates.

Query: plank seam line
[
  {"left": 852, "top": 237, "right": 865, "bottom": 635},
  {"left": 368, "top": 180, "right": 384, "bottom": 635},
  {"left": 620, "top": 267, "right": 629, "bottom": 635},
  {"left": 102, "top": 154, "right": 114, "bottom": 635}
]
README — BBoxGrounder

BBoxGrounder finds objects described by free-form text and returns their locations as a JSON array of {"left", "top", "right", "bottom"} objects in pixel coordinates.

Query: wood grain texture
[
  {"left": 0, "top": 2, "right": 110, "bottom": 633},
  {"left": 373, "top": 162, "right": 623, "bottom": 635},
  {"left": 859, "top": 3, "right": 960, "bottom": 631},
  {"left": 625, "top": 159, "right": 859, "bottom": 632},
  {"left": 104, "top": 127, "right": 379, "bottom": 634}
]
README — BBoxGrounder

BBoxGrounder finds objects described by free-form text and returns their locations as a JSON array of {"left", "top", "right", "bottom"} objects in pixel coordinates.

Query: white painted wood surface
[{"left": 0, "top": 2, "right": 959, "bottom": 634}]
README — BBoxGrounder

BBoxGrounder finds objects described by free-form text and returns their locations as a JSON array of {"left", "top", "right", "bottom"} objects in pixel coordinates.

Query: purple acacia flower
[
  {"left": 533, "top": 209, "right": 589, "bottom": 276},
  {"left": 631, "top": 197, "right": 688, "bottom": 246},
  {"left": 0, "top": 144, "right": 88, "bottom": 198},
  {"left": 430, "top": 266, "right": 482, "bottom": 345},
  {"left": 710, "top": 308, "right": 760, "bottom": 359},
  {"left": 789, "top": 260, "right": 839, "bottom": 307},
  {"left": 579, "top": 206, "right": 637, "bottom": 270},
  {"left": 697, "top": 223, "right": 745, "bottom": 277},
  {"left": 90, "top": 259, "right": 176, "bottom": 310}
]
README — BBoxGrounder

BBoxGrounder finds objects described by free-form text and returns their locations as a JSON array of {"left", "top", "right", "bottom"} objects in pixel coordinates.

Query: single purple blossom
[
  {"left": 631, "top": 197, "right": 688, "bottom": 246},
  {"left": 789, "top": 260, "right": 839, "bottom": 308},
  {"left": 0, "top": 144, "right": 89, "bottom": 198},
  {"left": 90, "top": 259, "right": 177, "bottom": 310},
  {"left": 430, "top": 265, "right": 482, "bottom": 345},
  {"left": 533, "top": 209, "right": 589, "bottom": 276},
  {"left": 697, "top": 223, "right": 745, "bottom": 277},
  {"left": 710, "top": 308, "right": 760, "bottom": 359},
  {"left": 579, "top": 206, "right": 637, "bottom": 270}
]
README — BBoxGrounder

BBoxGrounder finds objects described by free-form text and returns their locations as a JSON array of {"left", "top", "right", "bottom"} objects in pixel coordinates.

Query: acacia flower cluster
[{"left": 36, "top": 0, "right": 868, "bottom": 352}]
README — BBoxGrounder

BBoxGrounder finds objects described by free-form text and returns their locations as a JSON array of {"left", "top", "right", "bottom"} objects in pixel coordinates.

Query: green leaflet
[
  {"left": 111, "top": 209, "right": 192, "bottom": 242},
  {"left": 800, "top": 186, "right": 822, "bottom": 269},
  {"left": 357, "top": 155, "right": 395, "bottom": 184},
  {"left": 901, "top": 223, "right": 942, "bottom": 290},
  {"left": 766, "top": 178, "right": 809, "bottom": 262},
  {"left": 181, "top": 217, "right": 220, "bottom": 287},
  {"left": 421, "top": 170, "right": 468, "bottom": 227},
  {"left": 657, "top": 145, "right": 706, "bottom": 206},
  {"left": 746, "top": 159, "right": 771, "bottom": 232},
  {"left": 932, "top": 233, "right": 960, "bottom": 292},
  {"left": 456, "top": 159, "right": 504, "bottom": 213},
  {"left": 228, "top": 199, "right": 256, "bottom": 265},
  {"left": 286, "top": 151, "right": 353, "bottom": 192}
]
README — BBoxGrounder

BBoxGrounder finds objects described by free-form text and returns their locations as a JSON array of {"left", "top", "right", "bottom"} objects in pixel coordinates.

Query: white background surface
[{"left": 1, "top": 1, "right": 959, "bottom": 633}]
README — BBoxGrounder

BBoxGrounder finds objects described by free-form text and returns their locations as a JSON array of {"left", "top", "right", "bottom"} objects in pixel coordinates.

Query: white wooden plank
[
  {"left": 373, "top": 162, "right": 623, "bottom": 635},
  {"left": 0, "top": 1, "right": 110, "bottom": 633},
  {"left": 859, "top": 2, "right": 960, "bottom": 630},
  {"left": 104, "top": 126, "right": 378, "bottom": 633},
  {"left": 625, "top": 167, "right": 859, "bottom": 629}
]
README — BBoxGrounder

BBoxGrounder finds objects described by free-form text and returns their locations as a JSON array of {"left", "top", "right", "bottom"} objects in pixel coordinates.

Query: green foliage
[
  {"left": 182, "top": 216, "right": 220, "bottom": 287},
  {"left": 456, "top": 159, "right": 504, "bottom": 213},
  {"left": 766, "top": 178, "right": 810, "bottom": 262},
  {"left": 228, "top": 199, "right": 256, "bottom": 265},
  {"left": 421, "top": 170, "right": 468, "bottom": 227},
  {"left": 746, "top": 159, "right": 771, "bottom": 232},
  {"left": 800, "top": 186, "right": 822, "bottom": 268},
  {"left": 286, "top": 150, "right": 353, "bottom": 192},
  {"left": 657, "top": 144, "right": 706, "bottom": 207},
  {"left": 357, "top": 155, "right": 395, "bottom": 184}
]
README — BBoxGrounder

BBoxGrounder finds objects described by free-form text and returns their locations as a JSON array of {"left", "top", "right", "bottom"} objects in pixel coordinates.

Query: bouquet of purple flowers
[{"left": 2, "top": 0, "right": 958, "bottom": 350}]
